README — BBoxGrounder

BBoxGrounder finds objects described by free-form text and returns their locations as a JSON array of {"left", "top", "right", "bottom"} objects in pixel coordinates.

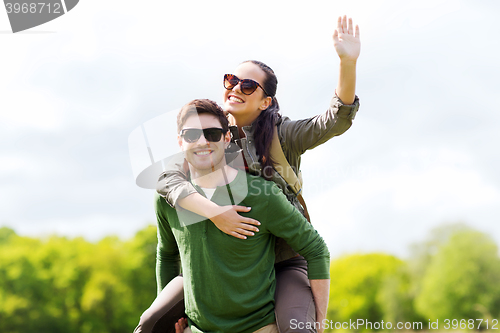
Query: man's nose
[{"left": 196, "top": 133, "right": 209, "bottom": 145}]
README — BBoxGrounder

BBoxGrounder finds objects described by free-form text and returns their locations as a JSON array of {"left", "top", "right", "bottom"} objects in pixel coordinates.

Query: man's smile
[{"left": 193, "top": 149, "right": 213, "bottom": 156}]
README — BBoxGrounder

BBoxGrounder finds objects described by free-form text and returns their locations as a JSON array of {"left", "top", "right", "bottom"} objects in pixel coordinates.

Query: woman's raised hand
[
  {"left": 210, "top": 205, "right": 261, "bottom": 240},
  {"left": 333, "top": 16, "right": 360, "bottom": 63}
]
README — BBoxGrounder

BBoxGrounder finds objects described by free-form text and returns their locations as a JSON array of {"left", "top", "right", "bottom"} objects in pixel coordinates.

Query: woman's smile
[{"left": 228, "top": 95, "right": 244, "bottom": 103}]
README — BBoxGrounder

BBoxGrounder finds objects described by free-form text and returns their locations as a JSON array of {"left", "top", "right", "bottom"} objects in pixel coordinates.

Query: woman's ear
[{"left": 259, "top": 96, "right": 273, "bottom": 110}]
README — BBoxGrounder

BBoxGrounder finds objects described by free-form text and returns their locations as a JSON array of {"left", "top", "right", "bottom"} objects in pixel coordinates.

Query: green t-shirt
[{"left": 155, "top": 170, "right": 330, "bottom": 333}]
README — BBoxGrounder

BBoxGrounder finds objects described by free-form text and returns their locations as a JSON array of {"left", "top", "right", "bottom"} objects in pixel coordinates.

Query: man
[{"left": 155, "top": 99, "right": 330, "bottom": 333}]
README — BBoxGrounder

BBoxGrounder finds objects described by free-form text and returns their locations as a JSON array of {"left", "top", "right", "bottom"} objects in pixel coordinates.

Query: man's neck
[{"left": 189, "top": 164, "right": 238, "bottom": 188}]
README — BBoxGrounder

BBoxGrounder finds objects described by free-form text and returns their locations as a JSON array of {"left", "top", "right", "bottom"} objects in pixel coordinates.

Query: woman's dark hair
[{"left": 242, "top": 60, "right": 281, "bottom": 179}]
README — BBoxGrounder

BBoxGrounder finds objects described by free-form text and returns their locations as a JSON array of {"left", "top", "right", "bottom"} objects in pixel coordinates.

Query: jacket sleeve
[
  {"left": 279, "top": 94, "right": 360, "bottom": 155},
  {"left": 156, "top": 153, "right": 198, "bottom": 208},
  {"left": 265, "top": 185, "right": 330, "bottom": 279},
  {"left": 155, "top": 193, "right": 182, "bottom": 294}
]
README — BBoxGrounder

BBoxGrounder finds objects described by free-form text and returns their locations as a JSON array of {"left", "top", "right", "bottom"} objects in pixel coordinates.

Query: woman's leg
[
  {"left": 133, "top": 276, "right": 186, "bottom": 333},
  {"left": 274, "top": 256, "right": 317, "bottom": 333}
]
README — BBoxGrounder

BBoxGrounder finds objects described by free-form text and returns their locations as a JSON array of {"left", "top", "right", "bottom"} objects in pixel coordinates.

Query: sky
[{"left": 1, "top": 0, "right": 499, "bottom": 259}]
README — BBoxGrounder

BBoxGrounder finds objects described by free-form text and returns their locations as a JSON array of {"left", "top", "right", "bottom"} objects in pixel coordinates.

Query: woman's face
[{"left": 223, "top": 62, "right": 271, "bottom": 123}]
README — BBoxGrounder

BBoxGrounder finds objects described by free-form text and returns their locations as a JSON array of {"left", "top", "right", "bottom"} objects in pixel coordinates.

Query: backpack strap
[{"left": 270, "top": 126, "right": 311, "bottom": 222}]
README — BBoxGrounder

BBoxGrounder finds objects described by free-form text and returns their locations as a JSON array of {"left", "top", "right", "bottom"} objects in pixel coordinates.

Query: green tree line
[
  {"left": 326, "top": 224, "right": 500, "bottom": 332},
  {"left": 1, "top": 223, "right": 499, "bottom": 332},
  {"left": 0, "top": 226, "right": 157, "bottom": 333}
]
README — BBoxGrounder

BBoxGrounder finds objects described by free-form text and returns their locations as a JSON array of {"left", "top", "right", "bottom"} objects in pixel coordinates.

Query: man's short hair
[{"left": 177, "top": 99, "right": 229, "bottom": 133}]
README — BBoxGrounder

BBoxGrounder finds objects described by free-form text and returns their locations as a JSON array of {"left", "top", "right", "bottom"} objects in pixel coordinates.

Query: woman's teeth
[{"left": 230, "top": 96, "right": 244, "bottom": 103}]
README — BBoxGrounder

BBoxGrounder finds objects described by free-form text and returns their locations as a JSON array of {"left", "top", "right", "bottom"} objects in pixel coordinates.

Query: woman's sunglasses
[
  {"left": 180, "top": 128, "right": 227, "bottom": 143},
  {"left": 224, "top": 74, "right": 269, "bottom": 96}
]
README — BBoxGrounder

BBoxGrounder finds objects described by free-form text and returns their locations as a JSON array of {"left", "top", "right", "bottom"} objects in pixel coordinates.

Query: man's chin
[{"left": 187, "top": 160, "right": 218, "bottom": 172}]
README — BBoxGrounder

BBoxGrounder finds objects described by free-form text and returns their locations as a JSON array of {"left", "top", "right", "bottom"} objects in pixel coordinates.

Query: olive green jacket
[{"left": 157, "top": 94, "right": 359, "bottom": 262}]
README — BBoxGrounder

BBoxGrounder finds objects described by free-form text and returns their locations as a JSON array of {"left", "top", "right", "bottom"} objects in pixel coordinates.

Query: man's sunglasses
[
  {"left": 224, "top": 74, "right": 269, "bottom": 96},
  {"left": 180, "top": 128, "right": 227, "bottom": 143}
]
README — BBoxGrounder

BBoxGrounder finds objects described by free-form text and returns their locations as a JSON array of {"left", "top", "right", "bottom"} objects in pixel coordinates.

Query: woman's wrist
[
  {"left": 207, "top": 203, "right": 225, "bottom": 221},
  {"left": 339, "top": 57, "right": 357, "bottom": 68}
]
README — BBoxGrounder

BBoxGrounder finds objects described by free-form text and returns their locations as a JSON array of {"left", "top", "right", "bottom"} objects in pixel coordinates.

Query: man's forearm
[{"left": 310, "top": 279, "right": 330, "bottom": 333}]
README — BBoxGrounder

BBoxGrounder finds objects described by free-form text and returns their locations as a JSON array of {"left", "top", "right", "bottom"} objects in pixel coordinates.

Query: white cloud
[
  {"left": 13, "top": 213, "right": 153, "bottom": 241},
  {"left": 0, "top": 90, "right": 64, "bottom": 132},
  {"left": 305, "top": 146, "right": 500, "bottom": 257},
  {"left": 0, "top": 155, "right": 27, "bottom": 174},
  {"left": 390, "top": 166, "right": 500, "bottom": 210}
]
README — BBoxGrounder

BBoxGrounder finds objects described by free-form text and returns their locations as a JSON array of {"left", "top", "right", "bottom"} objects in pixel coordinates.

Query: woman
[{"left": 135, "top": 16, "right": 360, "bottom": 333}]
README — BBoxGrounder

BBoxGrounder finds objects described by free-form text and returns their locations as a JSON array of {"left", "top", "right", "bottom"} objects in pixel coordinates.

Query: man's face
[{"left": 178, "top": 113, "right": 230, "bottom": 173}]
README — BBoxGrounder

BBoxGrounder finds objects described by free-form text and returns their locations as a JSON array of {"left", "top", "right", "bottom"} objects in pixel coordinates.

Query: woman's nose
[{"left": 232, "top": 82, "right": 243, "bottom": 93}]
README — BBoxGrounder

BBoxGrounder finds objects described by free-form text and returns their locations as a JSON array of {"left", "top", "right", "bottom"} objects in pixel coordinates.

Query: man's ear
[
  {"left": 178, "top": 134, "right": 183, "bottom": 150},
  {"left": 224, "top": 130, "right": 231, "bottom": 148},
  {"left": 259, "top": 96, "right": 272, "bottom": 111}
]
